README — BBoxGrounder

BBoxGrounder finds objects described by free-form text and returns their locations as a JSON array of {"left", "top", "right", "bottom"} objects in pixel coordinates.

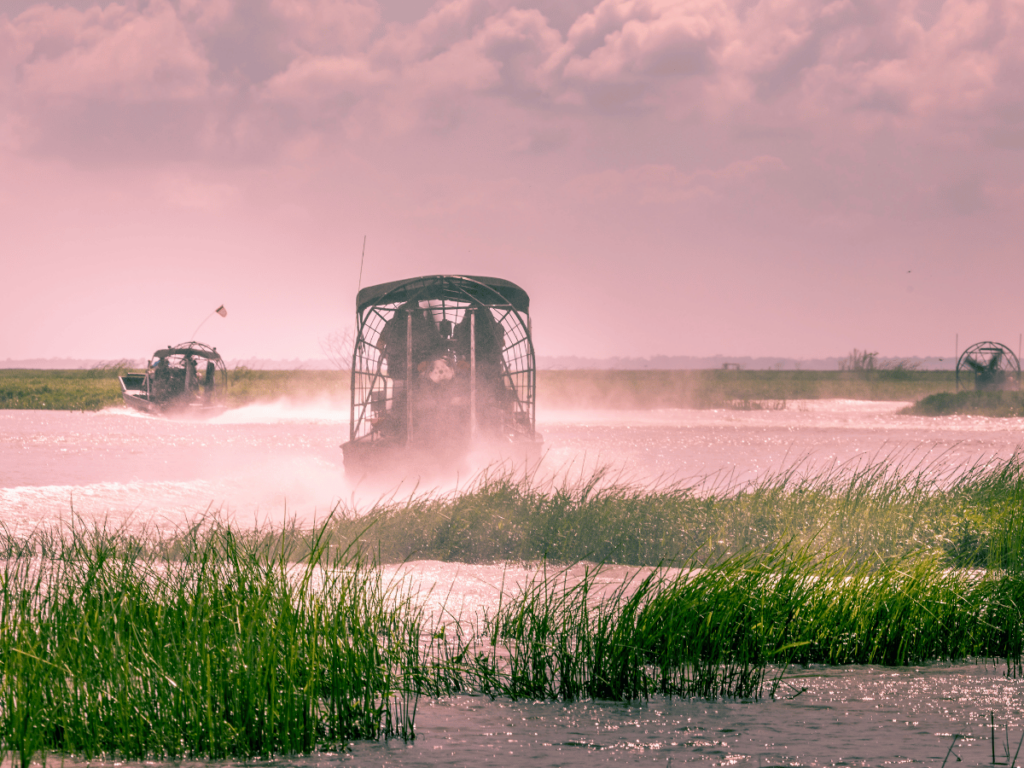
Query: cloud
[
  {"left": 13, "top": 1, "right": 209, "bottom": 102},
  {"left": 3, "top": 0, "right": 1024, "bottom": 162},
  {"left": 156, "top": 169, "right": 239, "bottom": 210},
  {"left": 268, "top": 0, "right": 380, "bottom": 55},
  {"left": 262, "top": 54, "right": 387, "bottom": 102},
  {"left": 558, "top": 0, "right": 727, "bottom": 84},
  {"left": 567, "top": 155, "right": 788, "bottom": 204}
]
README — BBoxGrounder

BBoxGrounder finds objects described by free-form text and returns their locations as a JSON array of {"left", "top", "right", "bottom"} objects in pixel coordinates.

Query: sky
[{"left": 1, "top": 0, "right": 1023, "bottom": 363}]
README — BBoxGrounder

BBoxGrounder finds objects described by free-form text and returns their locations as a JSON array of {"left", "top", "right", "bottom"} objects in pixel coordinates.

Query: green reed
[
  {"left": 538, "top": 369, "right": 955, "bottom": 409},
  {"left": 6, "top": 455, "right": 1024, "bottom": 763},
  {"left": 0, "top": 369, "right": 351, "bottom": 411},
  {"left": 326, "top": 453, "right": 1024, "bottom": 570},
  {"left": 1, "top": 368, "right": 957, "bottom": 412},
  {"left": 905, "top": 390, "right": 1024, "bottom": 417},
  {"left": 0, "top": 519, "right": 437, "bottom": 767},
  {"left": 476, "top": 542, "right": 1024, "bottom": 704},
  {"left": 0, "top": 369, "right": 127, "bottom": 410}
]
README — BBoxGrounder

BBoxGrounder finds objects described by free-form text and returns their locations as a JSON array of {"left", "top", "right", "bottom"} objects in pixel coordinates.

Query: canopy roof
[
  {"left": 152, "top": 341, "right": 223, "bottom": 361},
  {"left": 356, "top": 275, "right": 530, "bottom": 314}
]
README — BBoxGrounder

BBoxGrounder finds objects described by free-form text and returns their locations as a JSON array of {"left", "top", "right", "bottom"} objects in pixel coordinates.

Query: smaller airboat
[
  {"left": 342, "top": 275, "right": 541, "bottom": 474},
  {"left": 119, "top": 341, "right": 228, "bottom": 416}
]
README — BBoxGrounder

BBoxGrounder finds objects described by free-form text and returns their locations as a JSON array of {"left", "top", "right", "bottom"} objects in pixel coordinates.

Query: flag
[{"left": 216, "top": 305, "right": 227, "bottom": 317}]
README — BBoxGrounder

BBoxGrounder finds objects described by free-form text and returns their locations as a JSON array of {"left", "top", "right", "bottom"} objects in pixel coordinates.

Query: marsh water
[{"left": 3, "top": 400, "right": 1024, "bottom": 766}]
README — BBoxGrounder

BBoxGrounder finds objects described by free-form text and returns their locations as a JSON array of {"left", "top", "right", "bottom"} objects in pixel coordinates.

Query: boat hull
[{"left": 119, "top": 375, "right": 227, "bottom": 418}]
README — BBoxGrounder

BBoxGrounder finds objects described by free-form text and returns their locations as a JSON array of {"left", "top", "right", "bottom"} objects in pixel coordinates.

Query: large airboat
[
  {"left": 118, "top": 341, "right": 228, "bottom": 416},
  {"left": 342, "top": 275, "right": 541, "bottom": 474}
]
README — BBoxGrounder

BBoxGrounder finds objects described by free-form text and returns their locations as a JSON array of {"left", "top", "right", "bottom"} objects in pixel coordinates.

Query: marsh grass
[
  {"left": 0, "top": 369, "right": 130, "bottom": 410},
  {"left": 538, "top": 369, "right": 955, "bottom": 409},
  {"left": 1, "top": 368, "right": 955, "bottom": 411},
  {"left": 0, "top": 519, "right": 435, "bottom": 766},
  {"left": 477, "top": 544, "right": 1024, "bottom": 704},
  {"left": 904, "top": 390, "right": 1024, "bottom": 417},
  {"left": 0, "top": 369, "right": 350, "bottom": 411},
  {"left": 6, "top": 456, "right": 1024, "bottom": 762},
  {"left": 323, "top": 454, "right": 1024, "bottom": 570}
]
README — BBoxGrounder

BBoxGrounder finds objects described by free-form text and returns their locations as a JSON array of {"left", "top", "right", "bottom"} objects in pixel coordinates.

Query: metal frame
[
  {"left": 955, "top": 341, "right": 1021, "bottom": 392},
  {"left": 347, "top": 275, "right": 536, "bottom": 448},
  {"left": 147, "top": 341, "right": 228, "bottom": 402}
]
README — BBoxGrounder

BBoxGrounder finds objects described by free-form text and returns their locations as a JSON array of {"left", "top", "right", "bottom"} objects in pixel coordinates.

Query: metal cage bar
[{"left": 347, "top": 276, "right": 536, "bottom": 445}]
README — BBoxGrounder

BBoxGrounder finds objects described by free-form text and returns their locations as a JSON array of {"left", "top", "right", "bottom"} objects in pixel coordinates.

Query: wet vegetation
[
  {"left": 326, "top": 455, "right": 1024, "bottom": 570},
  {"left": 904, "top": 390, "right": 1024, "bottom": 417},
  {"left": 0, "top": 522, "right": 428, "bottom": 766},
  {"left": 0, "top": 368, "right": 350, "bottom": 411},
  {"left": 0, "top": 365, "right": 135, "bottom": 410},
  {"left": 538, "top": 369, "right": 954, "bottom": 409},
  {"left": 6, "top": 457, "right": 1024, "bottom": 763},
  {"left": 1, "top": 367, "right": 955, "bottom": 411}
]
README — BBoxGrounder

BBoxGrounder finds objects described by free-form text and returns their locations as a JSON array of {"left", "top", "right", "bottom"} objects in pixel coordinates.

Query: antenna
[
  {"left": 190, "top": 305, "right": 227, "bottom": 340},
  {"left": 357, "top": 235, "right": 367, "bottom": 292}
]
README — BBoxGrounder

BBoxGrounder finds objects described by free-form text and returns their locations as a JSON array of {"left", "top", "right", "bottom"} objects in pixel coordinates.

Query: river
[{"left": 2, "top": 400, "right": 1024, "bottom": 766}]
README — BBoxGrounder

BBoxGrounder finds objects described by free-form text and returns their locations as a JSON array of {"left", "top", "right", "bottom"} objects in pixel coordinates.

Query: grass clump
[
  {"left": 478, "top": 543, "right": 1024, "bottom": 704},
  {"left": 904, "top": 390, "right": 1024, "bottom": 417},
  {"left": 324, "top": 454, "right": 1024, "bottom": 571},
  {"left": 6, "top": 455, "right": 1024, "bottom": 764},
  {"left": 0, "top": 519, "right": 430, "bottom": 766},
  {"left": 0, "top": 368, "right": 352, "bottom": 411},
  {"left": 1, "top": 368, "right": 958, "bottom": 411},
  {"left": 4, "top": 509, "right": 1024, "bottom": 764},
  {"left": 538, "top": 369, "right": 955, "bottom": 409},
  {"left": 0, "top": 367, "right": 130, "bottom": 410}
]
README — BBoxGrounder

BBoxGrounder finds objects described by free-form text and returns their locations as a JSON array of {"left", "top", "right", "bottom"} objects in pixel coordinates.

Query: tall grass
[
  {"left": 1, "top": 368, "right": 955, "bottom": 411},
  {"left": 325, "top": 453, "right": 1024, "bottom": 570},
  {"left": 478, "top": 543, "right": 1024, "bottom": 704},
  {"left": 904, "top": 390, "right": 1024, "bottom": 417},
  {"left": 0, "top": 369, "right": 128, "bottom": 410},
  {"left": 538, "top": 369, "right": 955, "bottom": 409},
  {"left": 0, "top": 369, "right": 350, "bottom": 411},
  {"left": 0, "top": 519, "right": 431, "bottom": 766},
  {"left": 5, "top": 456, "right": 1024, "bottom": 762}
]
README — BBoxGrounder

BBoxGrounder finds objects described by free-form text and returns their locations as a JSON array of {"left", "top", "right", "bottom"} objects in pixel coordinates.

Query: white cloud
[
  {"left": 567, "top": 155, "right": 788, "bottom": 204},
  {"left": 268, "top": 0, "right": 380, "bottom": 54},
  {"left": 558, "top": 0, "right": 727, "bottom": 84},
  {"left": 3, "top": 0, "right": 1024, "bottom": 159},
  {"left": 14, "top": 0, "right": 209, "bottom": 102},
  {"left": 262, "top": 54, "right": 388, "bottom": 101}
]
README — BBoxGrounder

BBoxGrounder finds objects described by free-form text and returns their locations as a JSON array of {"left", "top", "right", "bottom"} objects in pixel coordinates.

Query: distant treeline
[
  {"left": 2, "top": 354, "right": 957, "bottom": 371},
  {"left": 0, "top": 368, "right": 958, "bottom": 411},
  {"left": 539, "top": 369, "right": 955, "bottom": 409},
  {"left": 539, "top": 354, "right": 955, "bottom": 371}
]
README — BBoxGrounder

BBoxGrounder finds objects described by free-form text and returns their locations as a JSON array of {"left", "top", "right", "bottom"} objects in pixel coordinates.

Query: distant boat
[
  {"left": 119, "top": 341, "right": 228, "bottom": 417},
  {"left": 342, "top": 275, "right": 542, "bottom": 475}
]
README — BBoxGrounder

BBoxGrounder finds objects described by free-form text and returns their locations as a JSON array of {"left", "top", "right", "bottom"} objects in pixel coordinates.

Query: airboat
[
  {"left": 956, "top": 341, "right": 1021, "bottom": 392},
  {"left": 119, "top": 341, "right": 228, "bottom": 416},
  {"left": 342, "top": 275, "right": 541, "bottom": 474}
]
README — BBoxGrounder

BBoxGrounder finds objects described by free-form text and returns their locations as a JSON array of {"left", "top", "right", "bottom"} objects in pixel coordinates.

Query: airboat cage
[
  {"left": 119, "top": 341, "right": 228, "bottom": 415},
  {"left": 345, "top": 275, "right": 538, "bottom": 468},
  {"left": 956, "top": 341, "right": 1021, "bottom": 392}
]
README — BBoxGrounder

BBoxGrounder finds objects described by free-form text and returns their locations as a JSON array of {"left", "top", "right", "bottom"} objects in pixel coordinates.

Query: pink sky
[{"left": 2, "top": 0, "right": 1023, "bottom": 363}]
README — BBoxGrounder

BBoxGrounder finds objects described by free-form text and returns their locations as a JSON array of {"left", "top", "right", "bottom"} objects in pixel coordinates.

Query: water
[{"left": 3, "top": 399, "right": 1024, "bottom": 766}]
